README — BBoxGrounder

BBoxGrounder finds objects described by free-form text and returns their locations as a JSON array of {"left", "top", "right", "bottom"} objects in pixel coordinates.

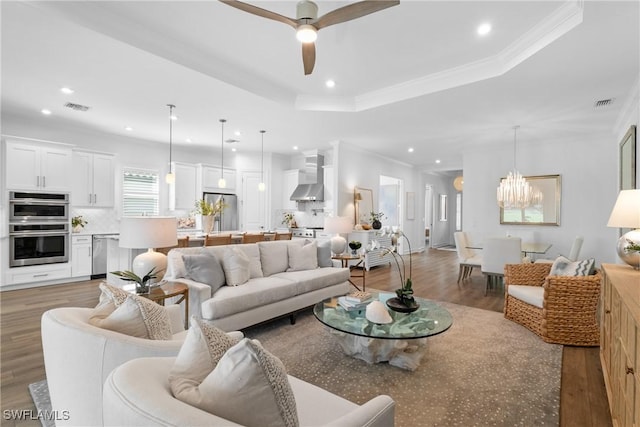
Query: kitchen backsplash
[
  {"left": 277, "top": 201, "right": 327, "bottom": 229},
  {"left": 71, "top": 208, "right": 120, "bottom": 234}
]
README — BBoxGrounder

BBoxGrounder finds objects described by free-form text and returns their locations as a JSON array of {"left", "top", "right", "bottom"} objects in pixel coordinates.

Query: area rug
[
  {"left": 243, "top": 302, "right": 562, "bottom": 427},
  {"left": 28, "top": 380, "right": 54, "bottom": 427}
]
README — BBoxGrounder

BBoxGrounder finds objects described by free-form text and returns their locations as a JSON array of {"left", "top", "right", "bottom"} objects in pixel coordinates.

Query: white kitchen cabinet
[
  {"left": 348, "top": 230, "right": 392, "bottom": 271},
  {"left": 199, "top": 165, "right": 236, "bottom": 193},
  {"left": 169, "top": 162, "right": 197, "bottom": 211},
  {"left": 72, "top": 151, "right": 115, "bottom": 207},
  {"left": 283, "top": 169, "right": 302, "bottom": 209},
  {"left": 71, "top": 235, "right": 92, "bottom": 277},
  {"left": 4, "top": 263, "right": 72, "bottom": 286},
  {"left": 5, "top": 141, "right": 72, "bottom": 191}
]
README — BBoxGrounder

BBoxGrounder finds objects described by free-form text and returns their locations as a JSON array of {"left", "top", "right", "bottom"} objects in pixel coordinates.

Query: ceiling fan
[{"left": 219, "top": 0, "right": 400, "bottom": 75}]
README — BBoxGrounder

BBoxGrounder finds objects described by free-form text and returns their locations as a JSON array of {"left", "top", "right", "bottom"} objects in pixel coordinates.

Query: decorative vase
[
  {"left": 386, "top": 297, "right": 420, "bottom": 313},
  {"left": 372, "top": 219, "right": 382, "bottom": 230},
  {"left": 72, "top": 225, "right": 82, "bottom": 233},
  {"left": 201, "top": 215, "right": 214, "bottom": 234}
]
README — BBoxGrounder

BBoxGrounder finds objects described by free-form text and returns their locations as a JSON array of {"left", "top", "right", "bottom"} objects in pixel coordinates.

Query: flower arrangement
[
  {"left": 193, "top": 199, "right": 226, "bottom": 216},
  {"left": 369, "top": 212, "right": 386, "bottom": 223},
  {"left": 379, "top": 230, "right": 418, "bottom": 311},
  {"left": 71, "top": 216, "right": 88, "bottom": 231},
  {"left": 111, "top": 268, "right": 157, "bottom": 294},
  {"left": 282, "top": 212, "right": 297, "bottom": 227}
]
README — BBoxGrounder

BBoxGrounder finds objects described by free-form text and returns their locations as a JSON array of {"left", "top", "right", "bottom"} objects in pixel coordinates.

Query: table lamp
[
  {"left": 607, "top": 189, "right": 640, "bottom": 269},
  {"left": 119, "top": 216, "right": 178, "bottom": 280},
  {"left": 324, "top": 216, "right": 353, "bottom": 255}
]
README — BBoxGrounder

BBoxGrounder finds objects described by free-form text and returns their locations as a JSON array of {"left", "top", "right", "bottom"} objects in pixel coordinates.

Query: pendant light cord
[
  {"left": 219, "top": 119, "right": 226, "bottom": 173},
  {"left": 167, "top": 104, "right": 175, "bottom": 171},
  {"left": 260, "top": 130, "right": 265, "bottom": 182}
]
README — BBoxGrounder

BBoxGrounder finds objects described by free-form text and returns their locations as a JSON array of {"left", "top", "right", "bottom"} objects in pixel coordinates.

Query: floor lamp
[{"left": 119, "top": 216, "right": 177, "bottom": 281}]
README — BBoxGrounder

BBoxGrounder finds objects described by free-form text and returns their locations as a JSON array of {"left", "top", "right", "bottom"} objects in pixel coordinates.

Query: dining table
[{"left": 466, "top": 242, "right": 552, "bottom": 257}]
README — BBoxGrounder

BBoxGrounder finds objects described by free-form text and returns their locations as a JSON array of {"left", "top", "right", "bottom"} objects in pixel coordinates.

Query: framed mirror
[
  {"left": 499, "top": 174, "right": 561, "bottom": 226},
  {"left": 354, "top": 187, "right": 373, "bottom": 225},
  {"left": 620, "top": 125, "right": 636, "bottom": 190}
]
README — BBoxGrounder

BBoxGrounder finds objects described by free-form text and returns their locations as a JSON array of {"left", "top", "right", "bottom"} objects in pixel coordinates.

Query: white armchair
[
  {"left": 454, "top": 231, "right": 482, "bottom": 283},
  {"left": 481, "top": 237, "right": 522, "bottom": 295},
  {"left": 103, "top": 357, "right": 396, "bottom": 427},
  {"left": 41, "top": 306, "right": 244, "bottom": 427}
]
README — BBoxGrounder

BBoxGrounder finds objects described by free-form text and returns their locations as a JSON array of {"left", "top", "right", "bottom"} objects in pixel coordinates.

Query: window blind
[{"left": 122, "top": 169, "right": 159, "bottom": 216}]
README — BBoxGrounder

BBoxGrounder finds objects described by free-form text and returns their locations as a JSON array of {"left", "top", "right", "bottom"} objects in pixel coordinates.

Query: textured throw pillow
[
  {"left": 288, "top": 240, "right": 318, "bottom": 272},
  {"left": 183, "top": 253, "right": 226, "bottom": 292},
  {"left": 220, "top": 246, "right": 251, "bottom": 286},
  {"left": 180, "top": 338, "right": 299, "bottom": 427},
  {"left": 236, "top": 244, "right": 264, "bottom": 279},
  {"left": 258, "top": 241, "right": 291, "bottom": 276},
  {"left": 169, "top": 317, "right": 241, "bottom": 402},
  {"left": 89, "top": 293, "right": 173, "bottom": 340},
  {"left": 316, "top": 239, "right": 333, "bottom": 268},
  {"left": 550, "top": 256, "right": 595, "bottom": 276}
]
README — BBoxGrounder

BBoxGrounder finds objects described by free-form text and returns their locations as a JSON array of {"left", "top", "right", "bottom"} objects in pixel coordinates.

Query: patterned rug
[
  {"left": 31, "top": 302, "right": 561, "bottom": 427},
  {"left": 243, "top": 302, "right": 562, "bottom": 427}
]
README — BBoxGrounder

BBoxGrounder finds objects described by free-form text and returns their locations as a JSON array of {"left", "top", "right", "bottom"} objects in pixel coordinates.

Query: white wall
[{"left": 422, "top": 171, "right": 459, "bottom": 248}]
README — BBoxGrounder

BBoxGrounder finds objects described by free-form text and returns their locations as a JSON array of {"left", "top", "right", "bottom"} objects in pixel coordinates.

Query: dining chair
[
  {"left": 481, "top": 237, "right": 522, "bottom": 295},
  {"left": 155, "top": 236, "right": 189, "bottom": 255},
  {"left": 275, "top": 232, "right": 293, "bottom": 240},
  {"left": 453, "top": 232, "right": 482, "bottom": 284},
  {"left": 242, "top": 233, "right": 265, "bottom": 244},
  {"left": 535, "top": 236, "right": 584, "bottom": 263},
  {"left": 204, "top": 234, "right": 232, "bottom": 246},
  {"left": 263, "top": 233, "right": 276, "bottom": 241}
]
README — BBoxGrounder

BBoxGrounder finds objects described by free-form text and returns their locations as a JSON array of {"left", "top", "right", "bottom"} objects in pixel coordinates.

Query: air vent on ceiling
[
  {"left": 594, "top": 98, "right": 615, "bottom": 109},
  {"left": 64, "top": 102, "right": 90, "bottom": 112}
]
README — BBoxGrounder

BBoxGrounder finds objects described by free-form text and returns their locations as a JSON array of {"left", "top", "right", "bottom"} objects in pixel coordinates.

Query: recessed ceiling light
[
  {"left": 408, "top": 147, "right": 414, "bottom": 153},
  {"left": 293, "top": 146, "right": 299, "bottom": 151},
  {"left": 41, "top": 109, "right": 52, "bottom": 115},
  {"left": 231, "top": 148, "right": 237, "bottom": 152},
  {"left": 124, "top": 126, "right": 133, "bottom": 131},
  {"left": 477, "top": 23, "right": 492, "bottom": 36},
  {"left": 234, "top": 130, "right": 241, "bottom": 137},
  {"left": 185, "top": 138, "right": 192, "bottom": 143},
  {"left": 325, "top": 80, "right": 336, "bottom": 88},
  {"left": 60, "top": 87, "right": 74, "bottom": 94},
  {"left": 170, "top": 114, "right": 178, "bottom": 121},
  {"left": 435, "top": 159, "right": 441, "bottom": 164}
]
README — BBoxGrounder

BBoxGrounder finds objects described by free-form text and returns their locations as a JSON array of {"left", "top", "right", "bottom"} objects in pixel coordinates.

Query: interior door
[{"left": 242, "top": 171, "right": 266, "bottom": 231}]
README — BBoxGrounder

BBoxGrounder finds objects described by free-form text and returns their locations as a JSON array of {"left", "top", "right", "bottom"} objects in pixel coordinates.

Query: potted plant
[
  {"left": 369, "top": 212, "right": 385, "bottom": 230},
  {"left": 71, "top": 216, "right": 88, "bottom": 233},
  {"left": 111, "top": 268, "right": 157, "bottom": 294},
  {"left": 193, "top": 199, "right": 226, "bottom": 234},
  {"left": 282, "top": 212, "right": 297, "bottom": 228},
  {"left": 348, "top": 240, "right": 362, "bottom": 255},
  {"left": 380, "top": 230, "right": 419, "bottom": 312}
]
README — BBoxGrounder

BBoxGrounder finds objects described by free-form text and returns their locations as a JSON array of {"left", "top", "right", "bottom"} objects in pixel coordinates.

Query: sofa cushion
[
  {"left": 288, "top": 240, "right": 318, "bottom": 272},
  {"left": 508, "top": 285, "right": 544, "bottom": 309},
  {"left": 235, "top": 244, "right": 264, "bottom": 279},
  {"left": 182, "top": 253, "right": 225, "bottom": 292},
  {"left": 164, "top": 246, "right": 208, "bottom": 280},
  {"left": 258, "top": 241, "right": 291, "bottom": 276},
  {"left": 89, "top": 284, "right": 173, "bottom": 340},
  {"left": 201, "top": 276, "right": 298, "bottom": 320},
  {"left": 169, "top": 317, "right": 241, "bottom": 403},
  {"left": 550, "top": 256, "right": 595, "bottom": 276},
  {"left": 198, "top": 338, "right": 299, "bottom": 427},
  {"left": 316, "top": 240, "right": 333, "bottom": 268},
  {"left": 221, "top": 246, "right": 251, "bottom": 286},
  {"left": 273, "top": 267, "right": 350, "bottom": 294}
]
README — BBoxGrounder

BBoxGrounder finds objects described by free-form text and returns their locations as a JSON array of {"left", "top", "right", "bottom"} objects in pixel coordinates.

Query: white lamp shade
[
  {"left": 607, "top": 189, "right": 640, "bottom": 228},
  {"left": 324, "top": 216, "right": 353, "bottom": 234},
  {"left": 119, "top": 216, "right": 178, "bottom": 249}
]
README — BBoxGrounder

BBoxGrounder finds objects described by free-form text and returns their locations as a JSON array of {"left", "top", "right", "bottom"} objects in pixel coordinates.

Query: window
[{"left": 122, "top": 169, "right": 159, "bottom": 216}]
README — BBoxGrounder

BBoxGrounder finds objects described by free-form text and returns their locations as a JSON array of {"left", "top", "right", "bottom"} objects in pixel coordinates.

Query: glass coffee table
[{"left": 313, "top": 293, "right": 453, "bottom": 371}]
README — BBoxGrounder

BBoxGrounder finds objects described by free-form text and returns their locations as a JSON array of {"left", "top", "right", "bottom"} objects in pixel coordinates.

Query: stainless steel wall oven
[{"left": 8, "top": 191, "right": 70, "bottom": 267}]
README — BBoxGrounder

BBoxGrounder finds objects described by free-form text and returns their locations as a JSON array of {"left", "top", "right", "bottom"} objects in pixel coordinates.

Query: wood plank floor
[{"left": 0, "top": 248, "right": 611, "bottom": 426}]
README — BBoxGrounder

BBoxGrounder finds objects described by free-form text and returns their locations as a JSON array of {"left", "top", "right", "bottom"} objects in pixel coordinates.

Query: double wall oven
[{"left": 9, "top": 191, "right": 70, "bottom": 267}]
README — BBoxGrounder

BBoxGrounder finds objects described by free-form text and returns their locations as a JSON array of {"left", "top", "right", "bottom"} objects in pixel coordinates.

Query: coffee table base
[{"left": 328, "top": 329, "right": 427, "bottom": 371}]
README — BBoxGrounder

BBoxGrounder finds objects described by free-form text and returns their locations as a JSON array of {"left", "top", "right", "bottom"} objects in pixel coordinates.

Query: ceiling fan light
[{"left": 296, "top": 25, "right": 317, "bottom": 43}]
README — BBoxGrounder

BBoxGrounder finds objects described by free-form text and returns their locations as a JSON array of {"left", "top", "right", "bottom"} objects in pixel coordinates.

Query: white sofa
[
  {"left": 103, "top": 357, "right": 396, "bottom": 427},
  {"left": 163, "top": 240, "right": 351, "bottom": 331},
  {"left": 41, "top": 305, "right": 243, "bottom": 427}
]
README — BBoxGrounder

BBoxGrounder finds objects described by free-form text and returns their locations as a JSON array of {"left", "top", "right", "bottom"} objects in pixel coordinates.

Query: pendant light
[
  {"left": 165, "top": 104, "right": 176, "bottom": 184},
  {"left": 258, "top": 130, "right": 266, "bottom": 192},
  {"left": 496, "top": 126, "right": 534, "bottom": 209},
  {"left": 218, "top": 118, "right": 226, "bottom": 188}
]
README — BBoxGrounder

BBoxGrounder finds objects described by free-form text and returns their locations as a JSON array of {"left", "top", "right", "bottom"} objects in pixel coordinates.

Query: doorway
[{"left": 424, "top": 185, "right": 433, "bottom": 248}]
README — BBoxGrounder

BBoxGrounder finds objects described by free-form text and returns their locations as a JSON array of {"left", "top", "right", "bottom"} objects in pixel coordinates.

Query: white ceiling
[{"left": 2, "top": 1, "right": 638, "bottom": 172}]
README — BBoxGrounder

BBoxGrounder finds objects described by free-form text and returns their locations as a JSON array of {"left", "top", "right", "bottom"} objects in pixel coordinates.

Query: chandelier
[{"left": 497, "top": 126, "right": 537, "bottom": 209}]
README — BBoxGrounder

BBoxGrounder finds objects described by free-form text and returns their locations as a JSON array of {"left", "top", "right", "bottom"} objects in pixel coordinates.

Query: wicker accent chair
[
  {"left": 155, "top": 236, "right": 189, "bottom": 255},
  {"left": 204, "top": 234, "right": 232, "bottom": 246},
  {"left": 503, "top": 262, "right": 601, "bottom": 346}
]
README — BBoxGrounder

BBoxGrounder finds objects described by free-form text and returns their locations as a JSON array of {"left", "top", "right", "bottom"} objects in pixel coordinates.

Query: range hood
[{"left": 290, "top": 154, "right": 324, "bottom": 201}]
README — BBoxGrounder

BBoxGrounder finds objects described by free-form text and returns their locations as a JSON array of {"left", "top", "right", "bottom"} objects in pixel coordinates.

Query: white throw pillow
[
  {"left": 89, "top": 284, "right": 173, "bottom": 340},
  {"left": 236, "top": 244, "right": 264, "bottom": 279},
  {"left": 287, "top": 240, "right": 318, "bottom": 272},
  {"left": 169, "top": 317, "right": 241, "bottom": 401},
  {"left": 258, "top": 241, "right": 291, "bottom": 276},
  {"left": 220, "top": 246, "right": 251, "bottom": 286},
  {"left": 549, "top": 256, "right": 595, "bottom": 276},
  {"left": 182, "top": 253, "right": 226, "bottom": 292},
  {"left": 180, "top": 338, "right": 299, "bottom": 427},
  {"left": 316, "top": 239, "right": 333, "bottom": 268}
]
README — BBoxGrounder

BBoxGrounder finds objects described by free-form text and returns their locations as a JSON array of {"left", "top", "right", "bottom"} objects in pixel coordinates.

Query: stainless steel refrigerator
[{"left": 203, "top": 193, "right": 238, "bottom": 232}]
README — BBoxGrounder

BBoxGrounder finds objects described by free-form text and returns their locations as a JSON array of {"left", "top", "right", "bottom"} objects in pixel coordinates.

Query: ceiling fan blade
[
  {"left": 219, "top": 0, "right": 297, "bottom": 29},
  {"left": 315, "top": 0, "right": 399, "bottom": 30},
  {"left": 302, "top": 42, "right": 316, "bottom": 75}
]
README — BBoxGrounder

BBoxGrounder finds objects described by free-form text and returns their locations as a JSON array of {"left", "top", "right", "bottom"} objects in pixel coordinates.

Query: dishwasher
[{"left": 92, "top": 234, "right": 118, "bottom": 279}]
